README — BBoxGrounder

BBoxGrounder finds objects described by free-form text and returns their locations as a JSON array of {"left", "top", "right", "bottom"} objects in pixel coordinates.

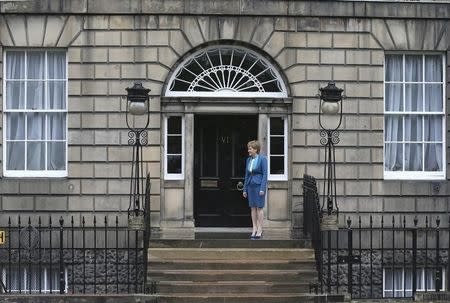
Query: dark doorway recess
[{"left": 194, "top": 115, "right": 258, "bottom": 227}]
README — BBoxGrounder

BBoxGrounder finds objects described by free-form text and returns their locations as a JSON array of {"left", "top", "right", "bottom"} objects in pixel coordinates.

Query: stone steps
[
  {"left": 148, "top": 247, "right": 315, "bottom": 261},
  {"left": 150, "top": 238, "right": 311, "bottom": 248},
  {"left": 147, "top": 239, "right": 345, "bottom": 303},
  {"left": 149, "top": 259, "right": 316, "bottom": 270},
  {"left": 155, "top": 280, "right": 314, "bottom": 293},
  {"left": 148, "top": 269, "right": 317, "bottom": 282},
  {"left": 153, "top": 293, "right": 346, "bottom": 303}
]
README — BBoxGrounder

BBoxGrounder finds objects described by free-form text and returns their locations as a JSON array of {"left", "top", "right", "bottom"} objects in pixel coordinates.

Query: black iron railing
[
  {"left": 303, "top": 175, "right": 450, "bottom": 299},
  {"left": 0, "top": 174, "right": 151, "bottom": 295},
  {"left": 302, "top": 174, "right": 323, "bottom": 294}
]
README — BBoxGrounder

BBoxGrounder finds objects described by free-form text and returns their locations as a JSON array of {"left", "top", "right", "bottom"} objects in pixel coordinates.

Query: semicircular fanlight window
[{"left": 165, "top": 46, "right": 287, "bottom": 98}]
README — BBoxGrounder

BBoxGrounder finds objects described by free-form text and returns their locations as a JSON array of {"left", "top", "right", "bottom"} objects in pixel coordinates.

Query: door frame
[{"left": 160, "top": 101, "right": 291, "bottom": 236}]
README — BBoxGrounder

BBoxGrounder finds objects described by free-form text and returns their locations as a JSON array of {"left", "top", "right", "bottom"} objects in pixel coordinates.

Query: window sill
[
  {"left": 384, "top": 171, "right": 446, "bottom": 181},
  {"left": 3, "top": 171, "right": 68, "bottom": 178}
]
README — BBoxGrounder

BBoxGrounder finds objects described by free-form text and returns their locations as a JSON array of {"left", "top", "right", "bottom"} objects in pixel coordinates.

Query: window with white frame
[
  {"left": 164, "top": 116, "right": 184, "bottom": 180},
  {"left": 3, "top": 50, "right": 67, "bottom": 177},
  {"left": 383, "top": 267, "right": 445, "bottom": 297},
  {"left": 268, "top": 116, "right": 287, "bottom": 180},
  {"left": 384, "top": 54, "right": 445, "bottom": 180},
  {"left": 1, "top": 266, "right": 68, "bottom": 293}
]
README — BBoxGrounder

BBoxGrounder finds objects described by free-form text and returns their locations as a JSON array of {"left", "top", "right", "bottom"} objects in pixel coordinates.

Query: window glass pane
[
  {"left": 47, "top": 113, "right": 66, "bottom": 140},
  {"left": 424, "top": 144, "right": 443, "bottom": 171},
  {"left": 270, "top": 137, "right": 284, "bottom": 155},
  {"left": 47, "top": 142, "right": 66, "bottom": 170},
  {"left": 168, "top": 136, "right": 182, "bottom": 154},
  {"left": 6, "top": 81, "right": 26, "bottom": 109},
  {"left": 27, "top": 142, "right": 45, "bottom": 170},
  {"left": 27, "top": 81, "right": 45, "bottom": 109},
  {"left": 6, "top": 51, "right": 25, "bottom": 79},
  {"left": 424, "top": 84, "right": 443, "bottom": 112},
  {"left": 424, "top": 116, "right": 442, "bottom": 141},
  {"left": 385, "top": 143, "right": 403, "bottom": 171},
  {"left": 384, "top": 116, "right": 403, "bottom": 142},
  {"left": 27, "top": 52, "right": 45, "bottom": 79},
  {"left": 270, "top": 156, "right": 284, "bottom": 174},
  {"left": 425, "top": 55, "right": 442, "bottom": 82},
  {"left": 270, "top": 118, "right": 284, "bottom": 135},
  {"left": 50, "top": 268, "right": 61, "bottom": 291},
  {"left": 384, "top": 290, "right": 393, "bottom": 298},
  {"left": 385, "top": 55, "right": 403, "bottom": 81},
  {"left": 27, "top": 113, "right": 45, "bottom": 140},
  {"left": 7, "top": 142, "right": 25, "bottom": 170},
  {"left": 385, "top": 84, "right": 403, "bottom": 111},
  {"left": 404, "top": 116, "right": 422, "bottom": 141},
  {"left": 385, "top": 269, "right": 393, "bottom": 289},
  {"left": 168, "top": 117, "right": 182, "bottom": 134},
  {"left": 405, "top": 143, "right": 422, "bottom": 171},
  {"left": 394, "top": 269, "right": 403, "bottom": 293},
  {"left": 426, "top": 269, "right": 436, "bottom": 290},
  {"left": 47, "top": 52, "right": 66, "bottom": 79},
  {"left": 405, "top": 55, "right": 422, "bottom": 82},
  {"left": 417, "top": 269, "right": 423, "bottom": 290},
  {"left": 29, "top": 267, "right": 46, "bottom": 291},
  {"left": 405, "top": 84, "right": 423, "bottom": 112},
  {"left": 48, "top": 81, "right": 66, "bottom": 109},
  {"left": 167, "top": 155, "right": 182, "bottom": 174},
  {"left": 7, "top": 113, "right": 25, "bottom": 140},
  {"left": 404, "top": 269, "right": 413, "bottom": 290}
]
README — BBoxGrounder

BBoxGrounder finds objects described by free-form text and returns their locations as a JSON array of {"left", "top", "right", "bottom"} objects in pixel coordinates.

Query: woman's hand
[
  {"left": 243, "top": 192, "right": 247, "bottom": 198},
  {"left": 259, "top": 191, "right": 265, "bottom": 196}
]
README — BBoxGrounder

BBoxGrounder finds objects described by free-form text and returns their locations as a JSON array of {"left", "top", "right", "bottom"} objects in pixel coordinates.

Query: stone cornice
[{"left": 0, "top": 0, "right": 449, "bottom": 19}]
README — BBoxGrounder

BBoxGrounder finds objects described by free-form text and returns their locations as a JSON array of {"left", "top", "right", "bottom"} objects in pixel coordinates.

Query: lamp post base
[{"left": 320, "top": 213, "right": 339, "bottom": 230}]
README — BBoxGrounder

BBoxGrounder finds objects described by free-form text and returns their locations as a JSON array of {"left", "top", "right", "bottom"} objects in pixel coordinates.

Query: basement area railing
[
  {"left": 303, "top": 174, "right": 449, "bottom": 300},
  {"left": 0, "top": 174, "right": 152, "bottom": 295}
]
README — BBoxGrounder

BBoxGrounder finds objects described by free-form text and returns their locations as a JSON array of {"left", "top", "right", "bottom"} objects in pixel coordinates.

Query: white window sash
[
  {"left": 383, "top": 53, "right": 446, "bottom": 180},
  {"left": 3, "top": 49, "right": 68, "bottom": 178},
  {"left": 383, "top": 267, "right": 446, "bottom": 297},
  {"left": 164, "top": 115, "right": 185, "bottom": 180},
  {"left": 1, "top": 267, "right": 68, "bottom": 293},
  {"left": 268, "top": 116, "right": 288, "bottom": 181}
]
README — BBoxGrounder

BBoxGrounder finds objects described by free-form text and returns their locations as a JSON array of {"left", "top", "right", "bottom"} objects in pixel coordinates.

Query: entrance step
[
  {"left": 147, "top": 239, "right": 328, "bottom": 303},
  {"left": 148, "top": 247, "right": 314, "bottom": 260},
  {"left": 154, "top": 293, "right": 347, "bottom": 303},
  {"left": 150, "top": 238, "right": 311, "bottom": 248},
  {"left": 149, "top": 259, "right": 316, "bottom": 271},
  {"left": 148, "top": 269, "right": 317, "bottom": 282}
]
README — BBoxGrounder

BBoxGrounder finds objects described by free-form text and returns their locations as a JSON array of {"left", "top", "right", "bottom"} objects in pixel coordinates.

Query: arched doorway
[{"left": 162, "top": 43, "right": 290, "bottom": 229}]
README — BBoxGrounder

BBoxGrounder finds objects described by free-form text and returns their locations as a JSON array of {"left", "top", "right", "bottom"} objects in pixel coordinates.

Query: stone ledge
[
  {"left": 0, "top": 0, "right": 448, "bottom": 19},
  {"left": 0, "top": 295, "right": 157, "bottom": 303}
]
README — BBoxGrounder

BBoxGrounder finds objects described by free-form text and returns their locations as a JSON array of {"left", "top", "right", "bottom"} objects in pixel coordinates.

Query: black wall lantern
[
  {"left": 318, "top": 82, "right": 344, "bottom": 221},
  {"left": 125, "top": 82, "right": 151, "bottom": 230}
]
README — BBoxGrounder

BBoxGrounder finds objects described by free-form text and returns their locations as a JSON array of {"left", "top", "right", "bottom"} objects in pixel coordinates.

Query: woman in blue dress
[{"left": 243, "top": 140, "right": 268, "bottom": 239}]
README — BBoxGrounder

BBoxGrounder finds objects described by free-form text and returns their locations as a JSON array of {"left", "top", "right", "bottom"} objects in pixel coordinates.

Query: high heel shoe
[
  {"left": 254, "top": 231, "right": 263, "bottom": 239},
  {"left": 250, "top": 232, "right": 257, "bottom": 239}
]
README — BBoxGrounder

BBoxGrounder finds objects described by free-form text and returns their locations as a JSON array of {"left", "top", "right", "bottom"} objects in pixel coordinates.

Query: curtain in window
[
  {"left": 5, "top": 51, "right": 66, "bottom": 172},
  {"left": 385, "top": 54, "right": 443, "bottom": 173}
]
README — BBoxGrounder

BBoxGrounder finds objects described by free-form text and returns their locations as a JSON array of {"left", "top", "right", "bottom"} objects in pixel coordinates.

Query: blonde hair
[{"left": 247, "top": 140, "right": 261, "bottom": 153}]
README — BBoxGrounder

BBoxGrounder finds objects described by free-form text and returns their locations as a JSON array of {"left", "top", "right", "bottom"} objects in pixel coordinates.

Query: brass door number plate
[{"left": 0, "top": 231, "right": 5, "bottom": 245}]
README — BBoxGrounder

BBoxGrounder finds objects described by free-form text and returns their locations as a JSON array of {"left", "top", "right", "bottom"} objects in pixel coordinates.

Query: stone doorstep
[
  {"left": 154, "top": 293, "right": 348, "bottom": 303},
  {"left": 148, "top": 247, "right": 315, "bottom": 260}
]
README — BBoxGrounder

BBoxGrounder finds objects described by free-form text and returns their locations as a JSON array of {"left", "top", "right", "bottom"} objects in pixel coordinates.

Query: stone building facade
[{"left": 0, "top": 0, "right": 449, "bottom": 241}]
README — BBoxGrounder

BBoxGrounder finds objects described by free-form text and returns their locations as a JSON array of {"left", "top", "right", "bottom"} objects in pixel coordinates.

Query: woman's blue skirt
[{"left": 247, "top": 184, "right": 265, "bottom": 208}]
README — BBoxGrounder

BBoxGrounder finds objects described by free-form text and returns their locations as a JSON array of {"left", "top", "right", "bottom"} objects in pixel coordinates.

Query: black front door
[{"left": 194, "top": 115, "right": 258, "bottom": 227}]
